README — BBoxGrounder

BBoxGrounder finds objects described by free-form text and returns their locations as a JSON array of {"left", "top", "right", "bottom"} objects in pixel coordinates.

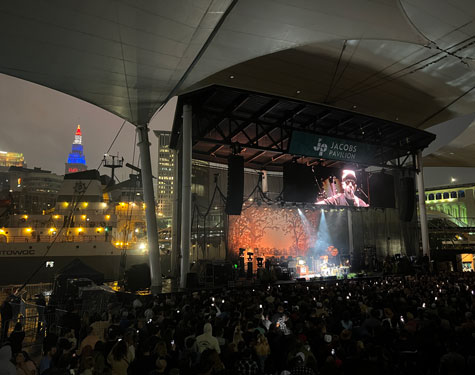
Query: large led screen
[{"left": 283, "top": 164, "right": 370, "bottom": 207}]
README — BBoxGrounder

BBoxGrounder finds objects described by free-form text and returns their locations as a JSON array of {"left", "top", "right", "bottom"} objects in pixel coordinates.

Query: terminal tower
[{"left": 65, "top": 125, "right": 87, "bottom": 174}]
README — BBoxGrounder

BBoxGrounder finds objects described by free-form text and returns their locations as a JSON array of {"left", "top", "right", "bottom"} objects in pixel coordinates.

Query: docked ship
[{"left": 0, "top": 169, "right": 171, "bottom": 285}]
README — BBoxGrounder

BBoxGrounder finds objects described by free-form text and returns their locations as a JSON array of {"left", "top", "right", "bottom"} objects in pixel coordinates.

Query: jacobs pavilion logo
[{"left": 313, "top": 138, "right": 328, "bottom": 156}]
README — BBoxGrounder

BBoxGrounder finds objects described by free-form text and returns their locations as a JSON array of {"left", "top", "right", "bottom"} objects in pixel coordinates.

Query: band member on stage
[{"left": 316, "top": 169, "right": 368, "bottom": 207}]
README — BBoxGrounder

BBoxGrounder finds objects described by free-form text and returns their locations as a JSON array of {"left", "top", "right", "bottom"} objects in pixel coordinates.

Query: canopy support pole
[
  {"left": 137, "top": 124, "right": 162, "bottom": 294},
  {"left": 180, "top": 104, "right": 192, "bottom": 289},
  {"left": 416, "top": 151, "right": 430, "bottom": 260}
]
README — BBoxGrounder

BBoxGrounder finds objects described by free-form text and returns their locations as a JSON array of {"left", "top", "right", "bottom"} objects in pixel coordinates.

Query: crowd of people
[{"left": 0, "top": 271, "right": 474, "bottom": 374}]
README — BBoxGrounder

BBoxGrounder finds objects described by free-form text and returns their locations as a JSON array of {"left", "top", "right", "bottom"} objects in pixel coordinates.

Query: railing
[
  {"left": 1, "top": 303, "right": 68, "bottom": 347},
  {"left": 0, "top": 235, "right": 111, "bottom": 243},
  {"left": 0, "top": 283, "right": 52, "bottom": 305}
]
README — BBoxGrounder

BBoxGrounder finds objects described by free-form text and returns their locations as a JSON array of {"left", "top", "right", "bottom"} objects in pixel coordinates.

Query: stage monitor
[
  {"left": 314, "top": 166, "right": 369, "bottom": 207},
  {"left": 283, "top": 163, "right": 317, "bottom": 203}
]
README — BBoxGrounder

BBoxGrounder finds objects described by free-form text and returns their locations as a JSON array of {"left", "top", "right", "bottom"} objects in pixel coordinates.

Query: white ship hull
[{"left": 0, "top": 242, "right": 170, "bottom": 285}]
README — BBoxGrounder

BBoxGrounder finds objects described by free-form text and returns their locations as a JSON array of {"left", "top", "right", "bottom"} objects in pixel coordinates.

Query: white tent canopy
[{"left": 1, "top": 0, "right": 474, "bottom": 164}]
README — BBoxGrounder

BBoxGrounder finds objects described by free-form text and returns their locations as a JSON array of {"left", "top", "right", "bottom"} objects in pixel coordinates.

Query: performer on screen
[{"left": 316, "top": 169, "right": 368, "bottom": 207}]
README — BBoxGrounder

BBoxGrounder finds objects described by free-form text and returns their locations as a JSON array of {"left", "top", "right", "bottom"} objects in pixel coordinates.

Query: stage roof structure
[
  {"left": 171, "top": 85, "right": 436, "bottom": 171},
  {"left": 0, "top": 0, "right": 474, "bottom": 165}
]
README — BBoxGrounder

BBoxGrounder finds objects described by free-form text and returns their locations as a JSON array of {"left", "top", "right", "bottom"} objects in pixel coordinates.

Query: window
[
  {"left": 443, "top": 192, "right": 449, "bottom": 199},
  {"left": 450, "top": 191, "right": 457, "bottom": 198},
  {"left": 46, "top": 261, "right": 54, "bottom": 268},
  {"left": 428, "top": 193, "right": 434, "bottom": 200},
  {"left": 436, "top": 193, "right": 442, "bottom": 200},
  {"left": 458, "top": 190, "right": 465, "bottom": 198}
]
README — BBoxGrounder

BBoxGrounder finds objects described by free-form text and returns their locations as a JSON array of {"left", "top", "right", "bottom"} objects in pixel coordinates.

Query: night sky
[{"left": 0, "top": 73, "right": 473, "bottom": 188}]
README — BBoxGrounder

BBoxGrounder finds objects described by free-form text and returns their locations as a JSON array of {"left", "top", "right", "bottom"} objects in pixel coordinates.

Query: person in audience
[
  {"left": 195, "top": 323, "right": 221, "bottom": 354},
  {"left": 0, "top": 344, "right": 16, "bottom": 375},
  {"left": 107, "top": 340, "right": 132, "bottom": 375},
  {"left": 39, "top": 345, "right": 57, "bottom": 375},
  {"left": 13, "top": 271, "right": 475, "bottom": 375},
  {"left": 9, "top": 323, "right": 25, "bottom": 354},
  {"left": 79, "top": 327, "right": 98, "bottom": 356},
  {"left": 14, "top": 351, "right": 38, "bottom": 375}
]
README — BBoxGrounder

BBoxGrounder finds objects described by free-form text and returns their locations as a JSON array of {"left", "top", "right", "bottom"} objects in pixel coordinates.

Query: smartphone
[
  {"left": 331, "top": 349, "right": 335, "bottom": 356},
  {"left": 171, "top": 340, "right": 175, "bottom": 346}
]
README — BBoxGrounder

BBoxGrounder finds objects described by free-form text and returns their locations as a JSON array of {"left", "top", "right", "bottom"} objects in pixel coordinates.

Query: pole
[
  {"left": 180, "top": 104, "right": 192, "bottom": 289},
  {"left": 136, "top": 124, "right": 162, "bottom": 294},
  {"left": 171, "top": 148, "right": 179, "bottom": 282},
  {"left": 416, "top": 151, "right": 430, "bottom": 259},
  {"left": 347, "top": 209, "right": 354, "bottom": 267}
]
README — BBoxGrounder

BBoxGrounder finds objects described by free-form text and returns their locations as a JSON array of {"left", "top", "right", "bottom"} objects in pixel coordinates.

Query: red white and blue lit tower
[{"left": 65, "top": 125, "right": 87, "bottom": 174}]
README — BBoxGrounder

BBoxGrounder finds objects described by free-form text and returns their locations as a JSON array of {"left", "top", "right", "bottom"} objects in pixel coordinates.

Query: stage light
[
  {"left": 247, "top": 252, "right": 254, "bottom": 261},
  {"left": 239, "top": 248, "right": 245, "bottom": 257}
]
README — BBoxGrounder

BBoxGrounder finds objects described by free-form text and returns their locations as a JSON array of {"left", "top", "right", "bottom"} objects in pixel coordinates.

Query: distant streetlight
[{"left": 451, "top": 177, "right": 457, "bottom": 183}]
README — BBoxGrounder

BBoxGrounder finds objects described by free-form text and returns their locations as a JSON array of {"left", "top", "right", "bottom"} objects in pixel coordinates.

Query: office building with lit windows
[
  {"left": 154, "top": 131, "right": 175, "bottom": 220},
  {"left": 424, "top": 183, "right": 473, "bottom": 226},
  {"left": 0, "top": 151, "right": 25, "bottom": 168},
  {"left": 424, "top": 183, "right": 475, "bottom": 272},
  {"left": 0, "top": 166, "right": 63, "bottom": 214}
]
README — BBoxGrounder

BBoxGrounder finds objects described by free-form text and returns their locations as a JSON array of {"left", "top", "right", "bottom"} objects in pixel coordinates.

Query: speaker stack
[
  {"left": 225, "top": 155, "right": 244, "bottom": 215},
  {"left": 125, "top": 263, "right": 151, "bottom": 292},
  {"left": 399, "top": 177, "right": 415, "bottom": 222}
]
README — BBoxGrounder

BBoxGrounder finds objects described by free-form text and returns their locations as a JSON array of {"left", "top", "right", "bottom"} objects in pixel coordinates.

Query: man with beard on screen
[{"left": 316, "top": 169, "right": 368, "bottom": 207}]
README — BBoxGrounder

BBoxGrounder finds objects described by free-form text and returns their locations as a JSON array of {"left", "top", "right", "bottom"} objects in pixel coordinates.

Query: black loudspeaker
[
  {"left": 399, "top": 177, "right": 415, "bottom": 222},
  {"left": 225, "top": 155, "right": 244, "bottom": 215},
  {"left": 186, "top": 272, "right": 199, "bottom": 289},
  {"left": 125, "top": 263, "right": 151, "bottom": 292},
  {"left": 369, "top": 173, "right": 396, "bottom": 208}
]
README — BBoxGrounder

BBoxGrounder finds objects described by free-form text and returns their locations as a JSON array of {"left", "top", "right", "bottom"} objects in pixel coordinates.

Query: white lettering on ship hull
[{"left": 0, "top": 249, "right": 36, "bottom": 256}]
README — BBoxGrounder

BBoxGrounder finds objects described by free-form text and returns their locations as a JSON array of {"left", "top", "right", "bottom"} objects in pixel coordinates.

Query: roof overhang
[{"left": 171, "top": 85, "right": 435, "bottom": 171}]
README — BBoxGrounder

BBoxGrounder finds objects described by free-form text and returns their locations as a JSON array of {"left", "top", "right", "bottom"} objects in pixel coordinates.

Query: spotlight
[
  {"left": 239, "top": 248, "right": 245, "bottom": 257},
  {"left": 256, "top": 257, "right": 264, "bottom": 268},
  {"left": 247, "top": 252, "right": 254, "bottom": 262}
]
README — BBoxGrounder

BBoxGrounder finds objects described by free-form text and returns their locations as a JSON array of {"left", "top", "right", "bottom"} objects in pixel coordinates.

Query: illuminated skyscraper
[
  {"left": 65, "top": 125, "right": 87, "bottom": 174},
  {"left": 154, "top": 131, "right": 174, "bottom": 219}
]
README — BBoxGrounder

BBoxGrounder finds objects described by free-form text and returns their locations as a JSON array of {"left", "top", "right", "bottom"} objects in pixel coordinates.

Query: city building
[
  {"left": 424, "top": 183, "right": 473, "bottom": 226},
  {"left": 65, "top": 125, "right": 87, "bottom": 174},
  {"left": 154, "top": 131, "right": 174, "bottom": 220},
  {"left": 1, "top": 166, "right": 63, "bottom": 214},
  {"left": 0, "top": 151, "right": 25, "bottom": 168},
  {"left": 424, "top": 183, "right": 475, "bottom": 271}
]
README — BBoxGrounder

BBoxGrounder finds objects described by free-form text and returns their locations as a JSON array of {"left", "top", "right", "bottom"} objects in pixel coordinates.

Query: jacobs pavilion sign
[{"left": 289, "top": 130, "right": 379, "bottom": 164}]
